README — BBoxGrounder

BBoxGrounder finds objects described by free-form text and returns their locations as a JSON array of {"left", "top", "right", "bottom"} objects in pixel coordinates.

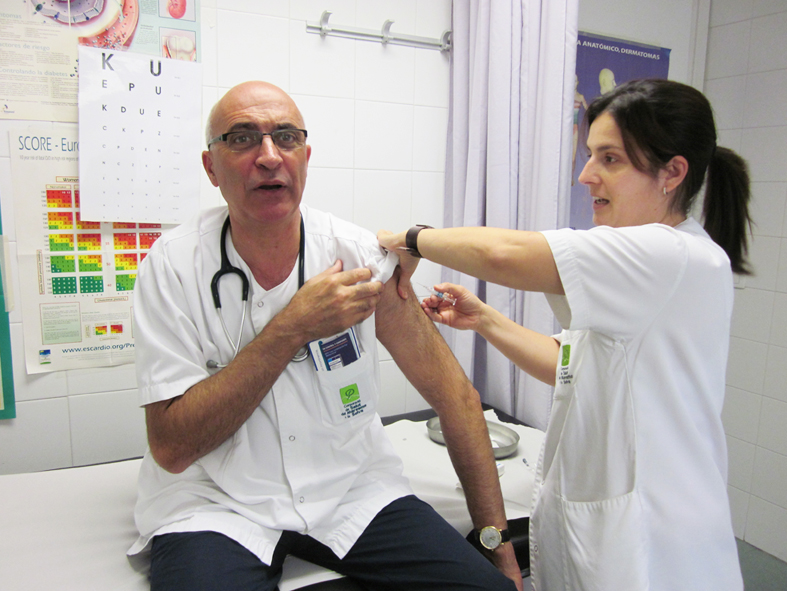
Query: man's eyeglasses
[{"left": 208, "top": 129, "right": 308, "bottom": 152}]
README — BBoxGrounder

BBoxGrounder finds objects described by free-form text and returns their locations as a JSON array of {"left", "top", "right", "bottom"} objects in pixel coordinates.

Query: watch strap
[{"left": 404, "top": 225, "right": 433, "bottom": 258}]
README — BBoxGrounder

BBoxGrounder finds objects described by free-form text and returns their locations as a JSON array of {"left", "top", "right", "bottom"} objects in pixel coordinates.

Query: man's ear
[{"left": 202, "top": 150, "right": 220, "bottom": 187}]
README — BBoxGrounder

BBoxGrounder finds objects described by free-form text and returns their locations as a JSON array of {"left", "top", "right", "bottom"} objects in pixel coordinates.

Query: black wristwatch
[
  {"left": 471, "top": 526, "right": 511, "bottom": 551},
  {"left": 403, "top": 225, "right": 433, "bottom": 258}
]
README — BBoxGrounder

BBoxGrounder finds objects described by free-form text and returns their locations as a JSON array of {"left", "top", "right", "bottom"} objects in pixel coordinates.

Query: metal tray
[{"left": 426, "top": 417, "right": 520, "bottom": 459}]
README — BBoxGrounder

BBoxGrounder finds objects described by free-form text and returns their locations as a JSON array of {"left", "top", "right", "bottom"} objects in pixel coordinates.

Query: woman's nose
[{"left": 577, "top": 158, "right": 595, "bottom": 186}]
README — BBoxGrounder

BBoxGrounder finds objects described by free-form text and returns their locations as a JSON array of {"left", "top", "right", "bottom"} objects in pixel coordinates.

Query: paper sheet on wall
[
  {"left": 77, "top": 45, "right": 201, "bottom": 223},
  {"left": 0, "top": 0, "right": 201, "bottom": 123},
  {"left": 10, "top": 123, "right": 174, "bottom": 374}
]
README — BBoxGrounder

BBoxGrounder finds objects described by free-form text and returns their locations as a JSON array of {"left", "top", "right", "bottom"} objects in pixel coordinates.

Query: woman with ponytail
[{"left": 380, "top": 79, "right": 748, "bottom": 591}]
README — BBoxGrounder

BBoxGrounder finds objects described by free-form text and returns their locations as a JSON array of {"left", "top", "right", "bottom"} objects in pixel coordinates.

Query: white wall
[
  {"left": 0, "top": 0, "right": 451, "bottom": 475},
  {"left": 578, "top": 0, "right": 708, "bottom": 85},
  {"left": 704, "top": 0, "right": 787, "bottom": 564}
]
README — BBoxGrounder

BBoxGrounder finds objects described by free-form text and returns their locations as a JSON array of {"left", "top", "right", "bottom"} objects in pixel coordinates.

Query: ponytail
[{"left": 703, "top": 147, "right": 752, "bottom": 275}]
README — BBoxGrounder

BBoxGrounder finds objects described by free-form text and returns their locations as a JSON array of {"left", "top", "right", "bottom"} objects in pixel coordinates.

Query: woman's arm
[
  {"left": 474, "top": 302, "right": 560, "bottom": 386},
  {"left": 379, "top": 227, "right": 564, "bottom": 295},
  {"left": 422, "top": 283, "right": 559, "bottom": 386}
]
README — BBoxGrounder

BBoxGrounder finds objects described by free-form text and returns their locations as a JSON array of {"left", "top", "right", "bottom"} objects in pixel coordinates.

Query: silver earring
[{"left": 663, "top": 187, "right": 668, "bottom": 196}]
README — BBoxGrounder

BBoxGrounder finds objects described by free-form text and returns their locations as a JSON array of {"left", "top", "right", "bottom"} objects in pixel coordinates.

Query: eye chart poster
[
  {"left": 10, "top": 123, "right": 173, "bottom": 374},
  {"left": 78, "top": 45, "right": 201, "bottom": 223}
]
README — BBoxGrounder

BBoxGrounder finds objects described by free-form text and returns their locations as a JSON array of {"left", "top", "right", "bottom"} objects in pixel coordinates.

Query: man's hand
[
  {"left": 283, "top": 260, "right": 383, "bottom": 343},
  {"left": 492, "top": 544, "right": 525, "bottom": 591}
]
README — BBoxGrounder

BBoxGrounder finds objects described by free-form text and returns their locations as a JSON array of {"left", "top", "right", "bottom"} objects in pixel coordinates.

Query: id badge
[{"left": 308, "top": 327, "right": 361, "bottom": 371}]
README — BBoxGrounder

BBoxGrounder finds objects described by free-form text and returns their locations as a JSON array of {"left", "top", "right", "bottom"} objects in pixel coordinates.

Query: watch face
[{"left": 479, "top": 526, "right": 502, "bottom": 550}]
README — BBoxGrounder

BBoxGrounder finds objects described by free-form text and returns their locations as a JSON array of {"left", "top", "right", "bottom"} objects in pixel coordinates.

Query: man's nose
[{"left": 255, "top": 136, "right": 283, "bottom": 168}]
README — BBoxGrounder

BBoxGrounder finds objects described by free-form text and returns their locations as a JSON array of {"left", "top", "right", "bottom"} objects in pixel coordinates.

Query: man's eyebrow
[
  {"left": 225, "top": 122, "right": 257, "bottom": 133},
  {"left": 225, "top": 121, "right": 301, "bottom": 133}
]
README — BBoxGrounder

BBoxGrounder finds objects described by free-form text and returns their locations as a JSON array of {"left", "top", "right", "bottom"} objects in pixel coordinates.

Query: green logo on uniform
[
  {"left": 340, "top": 384, "right": 360, "bottom": 405},
  {"left": 561, "top": 344, "right": 571, "bottom": 367}
]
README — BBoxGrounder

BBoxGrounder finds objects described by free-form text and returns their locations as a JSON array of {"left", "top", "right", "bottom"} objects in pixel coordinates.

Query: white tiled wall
[
  {"left": 0, "top": 0, "right": 451, "bottom": 475},
  {"left": 706, "top": 0, "right": 787, "bottom": 563}
]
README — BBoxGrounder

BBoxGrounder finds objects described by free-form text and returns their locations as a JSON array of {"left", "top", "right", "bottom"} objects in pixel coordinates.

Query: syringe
[{"left": 416, "top": 283, "right": 457, "bottom": 305}]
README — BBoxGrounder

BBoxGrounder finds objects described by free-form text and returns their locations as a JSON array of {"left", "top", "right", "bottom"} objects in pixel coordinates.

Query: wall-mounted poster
[
  {"left": 569, "top": 32, "right": 671, "bottom": 230},
  {"left": 0, "top": 0, "right": 201, "bottom": 123},
  {"left": 10, "top": 123, "right": 175, "bottom": 374},
  {"left": 77, "top": 45, "right": 202, "bottom": 223}
]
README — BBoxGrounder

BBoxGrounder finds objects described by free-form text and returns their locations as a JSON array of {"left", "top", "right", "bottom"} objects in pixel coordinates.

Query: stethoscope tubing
[{"left": 207, "top": 214, "right": 308, "bottom": 369}]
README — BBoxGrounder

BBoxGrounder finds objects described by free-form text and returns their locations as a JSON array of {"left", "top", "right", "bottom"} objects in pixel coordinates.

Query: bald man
[{"left": 128, "top": 81, "right": 522, "bottom": 591}]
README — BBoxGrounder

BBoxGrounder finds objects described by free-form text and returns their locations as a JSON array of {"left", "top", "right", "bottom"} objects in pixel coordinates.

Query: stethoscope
[{"left": 206, "top": 215, "right": 309, "bottom": 369}]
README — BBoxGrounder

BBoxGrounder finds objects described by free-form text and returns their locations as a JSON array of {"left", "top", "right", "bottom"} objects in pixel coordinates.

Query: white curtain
[{"left": 443, "top": 0, "right": 578, "bottom": 430}]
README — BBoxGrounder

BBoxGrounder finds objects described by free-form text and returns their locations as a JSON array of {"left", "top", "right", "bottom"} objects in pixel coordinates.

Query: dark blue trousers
[{"left": 150, "top": 495, "right": 517, "bottom": 591}]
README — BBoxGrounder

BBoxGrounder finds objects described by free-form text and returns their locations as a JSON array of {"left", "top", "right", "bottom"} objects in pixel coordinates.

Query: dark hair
[{"left": 585, "top": 79, "right": 752, "bottom": 275}]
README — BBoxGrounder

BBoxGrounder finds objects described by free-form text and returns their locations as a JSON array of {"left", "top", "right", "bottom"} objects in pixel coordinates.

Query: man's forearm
[
  {"left": 377, "top": 273, "right": 522, "bottom": 587},
  {"left": 145, "top": 312, "right": 304, "bottom": 473},
  {"left": 376, "top": 272, "right": 510, "bottom": 534}
]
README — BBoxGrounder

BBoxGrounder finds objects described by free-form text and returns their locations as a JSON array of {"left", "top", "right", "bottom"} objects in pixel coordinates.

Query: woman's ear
[{"left": 662, "top": 155, "right": 689, "bottom": 194}]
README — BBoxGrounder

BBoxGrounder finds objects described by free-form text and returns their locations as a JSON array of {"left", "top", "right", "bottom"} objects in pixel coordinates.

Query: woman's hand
[
  {"left": 421, "top": 283, "right": 485, "bottom": 331},
  {"left": 378, "top": 229, "right": 420, "bottom": 299}
]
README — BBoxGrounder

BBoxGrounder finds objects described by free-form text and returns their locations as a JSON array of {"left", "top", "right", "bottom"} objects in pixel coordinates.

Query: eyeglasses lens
[{"left": 225, "top": 130, "right": 306, "bottom": 152}]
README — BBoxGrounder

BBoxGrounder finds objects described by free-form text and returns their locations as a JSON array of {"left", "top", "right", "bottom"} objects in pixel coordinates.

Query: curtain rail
[{"left": 306, "top": 11, "right": 451, "bottom": 52}]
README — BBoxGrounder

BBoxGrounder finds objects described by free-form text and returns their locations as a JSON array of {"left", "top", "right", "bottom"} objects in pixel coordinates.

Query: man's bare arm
[{"left": 375, "top": 268, "right": 523, "bottom": 590}]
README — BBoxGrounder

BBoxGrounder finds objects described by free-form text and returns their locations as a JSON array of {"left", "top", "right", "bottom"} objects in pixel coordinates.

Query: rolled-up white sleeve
[{"left": 133, "top": 249, "right": 210, "bottom": 406}]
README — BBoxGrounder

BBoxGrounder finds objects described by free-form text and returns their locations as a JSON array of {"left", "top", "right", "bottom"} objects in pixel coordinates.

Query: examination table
[{"left": 0, "top": 409, "right": 543, "bottom": 590}]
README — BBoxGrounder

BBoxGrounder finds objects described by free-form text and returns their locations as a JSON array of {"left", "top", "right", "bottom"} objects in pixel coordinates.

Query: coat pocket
[
  {"left": 313, "top": 352, "right": 377, "bottom": 426},
  {"left": 560, "top": 490, "right": 648, "bottom": 591}
]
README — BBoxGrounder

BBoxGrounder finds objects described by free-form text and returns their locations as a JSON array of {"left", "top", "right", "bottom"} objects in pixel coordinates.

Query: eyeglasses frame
[{"left": 207, "top": 128, "right": 309, "bottom": 151}]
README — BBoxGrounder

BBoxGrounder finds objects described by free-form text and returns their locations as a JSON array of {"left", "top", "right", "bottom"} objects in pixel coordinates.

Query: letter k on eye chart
[{"left": 77, "top": 46, "right": 202, "bottom": 224}]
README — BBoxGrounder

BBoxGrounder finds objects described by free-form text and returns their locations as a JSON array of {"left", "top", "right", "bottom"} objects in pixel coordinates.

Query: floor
[
  {"left": 737, "top": 539, "right": 787, "bottom": 591},
  {"left": 520, "top": 540, "right": 787, "bottom": 590}
]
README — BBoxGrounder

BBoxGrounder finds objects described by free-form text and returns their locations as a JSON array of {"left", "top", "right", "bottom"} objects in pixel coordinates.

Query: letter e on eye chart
[{"left": 77, "top": 46, "right": 202, "bottom": 224}]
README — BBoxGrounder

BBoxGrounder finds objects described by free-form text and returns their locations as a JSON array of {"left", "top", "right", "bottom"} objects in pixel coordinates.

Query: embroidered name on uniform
[
  {"left": 340, "top": 384, "right": 367, "bottom": 418},
  {"left": 558, "top": 344, "right": 574, "bottom": 385}
]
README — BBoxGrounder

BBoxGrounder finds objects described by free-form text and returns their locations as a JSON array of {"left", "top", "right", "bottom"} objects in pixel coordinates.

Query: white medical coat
[
  {"left": 128, "top": 205, "right": 412, "bottom": 566},
  {"left": 531, "top": 218, "right": 742, "bottom": 591}
]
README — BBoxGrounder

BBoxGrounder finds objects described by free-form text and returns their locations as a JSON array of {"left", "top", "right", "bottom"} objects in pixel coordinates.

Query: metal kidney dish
[{"left": 426, "top": 417, "right": 520, "bottom": 459}]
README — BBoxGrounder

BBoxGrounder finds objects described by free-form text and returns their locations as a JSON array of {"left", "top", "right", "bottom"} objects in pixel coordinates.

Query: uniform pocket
[
  {"left": 561, "top": 490, "right": 648, "bottom": 591},
  {"left": 314, "top": 352, "right": 377, "bottom": 426}
]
